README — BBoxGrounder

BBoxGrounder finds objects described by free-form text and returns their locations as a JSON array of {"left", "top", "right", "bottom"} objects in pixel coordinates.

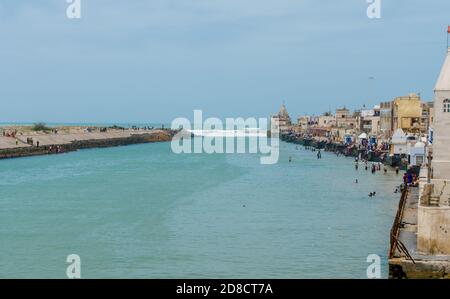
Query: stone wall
[
  {"left": 0, "top": 131, "right": 175, "bottom": 160},
  {"left": 418, "top": 203, "right": 450, "bottom": 255}
]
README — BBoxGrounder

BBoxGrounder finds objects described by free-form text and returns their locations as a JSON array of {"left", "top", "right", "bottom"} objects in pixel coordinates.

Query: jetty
[{"left": 0, "top": 125, "right": 176, "bottom": 159}]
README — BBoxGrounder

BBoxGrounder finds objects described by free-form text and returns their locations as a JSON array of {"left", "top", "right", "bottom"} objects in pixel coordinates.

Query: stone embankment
[{"left": 0, "top": 130, "right": 176, "bottom": 160}]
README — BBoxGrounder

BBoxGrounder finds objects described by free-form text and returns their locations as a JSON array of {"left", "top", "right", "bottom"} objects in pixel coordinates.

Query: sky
[{"left": 0, "top": 0, "right": 449, "bottom": 123}]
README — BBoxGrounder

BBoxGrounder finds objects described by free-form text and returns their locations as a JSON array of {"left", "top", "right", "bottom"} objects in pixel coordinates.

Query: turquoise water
[{"left": 0, "top": 141, "right": 400, "bottom": 278}]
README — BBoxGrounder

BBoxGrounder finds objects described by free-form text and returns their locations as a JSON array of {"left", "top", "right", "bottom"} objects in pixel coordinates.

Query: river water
[{"left": 0, "top": 140, "right": 400, "bottom": 278}]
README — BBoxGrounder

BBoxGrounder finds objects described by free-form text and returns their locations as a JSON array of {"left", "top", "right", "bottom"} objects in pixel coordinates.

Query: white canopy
[{"left": 358, "top": 133, "right": 368, "bottom": 139}]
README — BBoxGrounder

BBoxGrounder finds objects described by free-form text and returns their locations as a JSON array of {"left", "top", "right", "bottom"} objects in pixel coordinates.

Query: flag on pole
[{"left": 448, "top": 25, "right": 450, "bottom": 33}]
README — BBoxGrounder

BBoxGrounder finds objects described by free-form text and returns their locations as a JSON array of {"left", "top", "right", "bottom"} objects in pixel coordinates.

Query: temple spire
[{"left": 435, "top": 47, "right": 450, "bottom": 91}]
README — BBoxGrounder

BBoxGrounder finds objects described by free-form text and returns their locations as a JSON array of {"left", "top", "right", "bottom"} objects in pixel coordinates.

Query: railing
[{"left": 389, "top": 186, "right": 415, "bottom": 263}]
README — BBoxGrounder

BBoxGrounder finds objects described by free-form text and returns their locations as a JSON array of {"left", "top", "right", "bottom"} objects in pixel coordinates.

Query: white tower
[
  {"left": 417, "top": 47, "right": 450, "bottom": 255},
  {"left": 432, "top": 47, "right": 450, "bottom": 180}
]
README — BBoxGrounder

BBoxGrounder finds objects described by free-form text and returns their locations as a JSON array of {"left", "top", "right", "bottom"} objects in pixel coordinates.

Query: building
[
  {"left": 297, "top": 115, "right": 309, "bottom": 130},
  {"left": 379, "top": 101, "right": 393, "bottom": 140},
  {"left": 421, "top": 101, "right": 434, "bottom": 133},
  {"left": 309, "top": 115, "right": 319, "bottom": 126},
  {"left": 418, "top": 47, "right": 450, "bottom": 255},
  {"left": 297, "top": 116, "right": 310, "bottom": 131},
  {"left": 335, "top": 107, "right": 356, "bottom": 129},
  {"left": 318, "top": 114, "right": 335, "bottom": 127},
  {"left": 390, "top": 128, "right": 408, "bottom": 156},
  {"left": 335, "top": 107, "right": 350, "bottom": 127},
  {"left": 392, "top": 93, "right": 422, "bottom": 134},
  {"left": 408, "top": 141, "right": 426, "bottom": 167},
  {"left": 359, "top": 105, "right": 380, "bottom": 135},
  {"left": 272, "top": 104, "right": 292, "bottom": 133}
]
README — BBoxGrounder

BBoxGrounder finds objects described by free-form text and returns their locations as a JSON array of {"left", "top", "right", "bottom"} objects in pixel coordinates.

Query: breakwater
[{"left": 0, "top": 131, "right": 176, "bottom": 160}]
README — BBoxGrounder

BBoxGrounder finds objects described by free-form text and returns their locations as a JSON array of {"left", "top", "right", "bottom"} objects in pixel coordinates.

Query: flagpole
[{"left": 447, "top": 25, "right": 450, "bottom": 49}]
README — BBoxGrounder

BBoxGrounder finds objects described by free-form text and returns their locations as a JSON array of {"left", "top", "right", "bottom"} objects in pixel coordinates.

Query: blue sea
[{"left": 0, "top": 140, "right": 400, "bottom": 278}]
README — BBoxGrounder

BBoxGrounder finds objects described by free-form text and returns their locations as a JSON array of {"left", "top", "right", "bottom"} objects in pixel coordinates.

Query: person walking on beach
[
  {"left": 355, "top": 162, "right": 359, "bottom": 171},
  {"left": 395, "top": 167, "right": 400, "bottom": 175},
  {"left": 371, "top": 164, "right": 376, "bottom": 174},
  {"left": 317, "top": 150, "right": 322, "bottom": 159}
]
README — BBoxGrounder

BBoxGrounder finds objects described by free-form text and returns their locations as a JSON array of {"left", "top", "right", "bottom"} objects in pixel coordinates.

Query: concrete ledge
[{"left": 390, "top": 258, "right": 450, "bottom": 279}]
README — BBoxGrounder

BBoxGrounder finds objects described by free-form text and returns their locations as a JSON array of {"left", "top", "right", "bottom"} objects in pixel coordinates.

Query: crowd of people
[{"left": 2, "top": 130, "right": 17, "bottom": 138}]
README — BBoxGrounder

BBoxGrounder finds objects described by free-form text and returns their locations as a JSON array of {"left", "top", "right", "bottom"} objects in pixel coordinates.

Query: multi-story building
[
  {"left": 318, "top": 114, "right": 336, "bottom": 127},
  {"left": 335, "top": 107, "right": 356, "bottom": 129},
  {"left": 379, "top": 101, "right": 393, "bottom": 139},
  {"left": 421, "top": 101, "right": 434, "bottom": 133},
  {"left": 359, "top": 105, "right": 381, "bottom": 135},
  {"left": 392, "top": 93, "right": 422, "bottom": 134},
  {"left": 297, "top": 116, "right": 309, "bottom": 131},
  {"left": 309, "top": 115, "right": 319, "bottom": 126}
]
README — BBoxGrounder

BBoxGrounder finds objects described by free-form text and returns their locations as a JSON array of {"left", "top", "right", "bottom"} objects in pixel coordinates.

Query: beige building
[
  {"left": 418, "top": 47, "right": 450, "bottom": 255},
  {"left": 297, "top": 116, "right": 309, "bottom": 131},
  {"left": 392, "top": 93, "right": 422, "bottom": 134},
  {"left": 335, "top": 107, "right": 356, "bottom": 129},
  {"left": 318, "top": 114, "right": 336, "bottom": 127}
]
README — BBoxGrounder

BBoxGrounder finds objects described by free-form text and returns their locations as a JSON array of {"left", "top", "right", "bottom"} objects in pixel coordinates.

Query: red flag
[{"left": 448, "top": 25, "right": 450, "bottom": 34}]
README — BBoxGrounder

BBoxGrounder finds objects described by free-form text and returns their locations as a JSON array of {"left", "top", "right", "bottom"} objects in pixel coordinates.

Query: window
[{"left": 444, "top": 99, "right": 450, "bottom": 113}]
